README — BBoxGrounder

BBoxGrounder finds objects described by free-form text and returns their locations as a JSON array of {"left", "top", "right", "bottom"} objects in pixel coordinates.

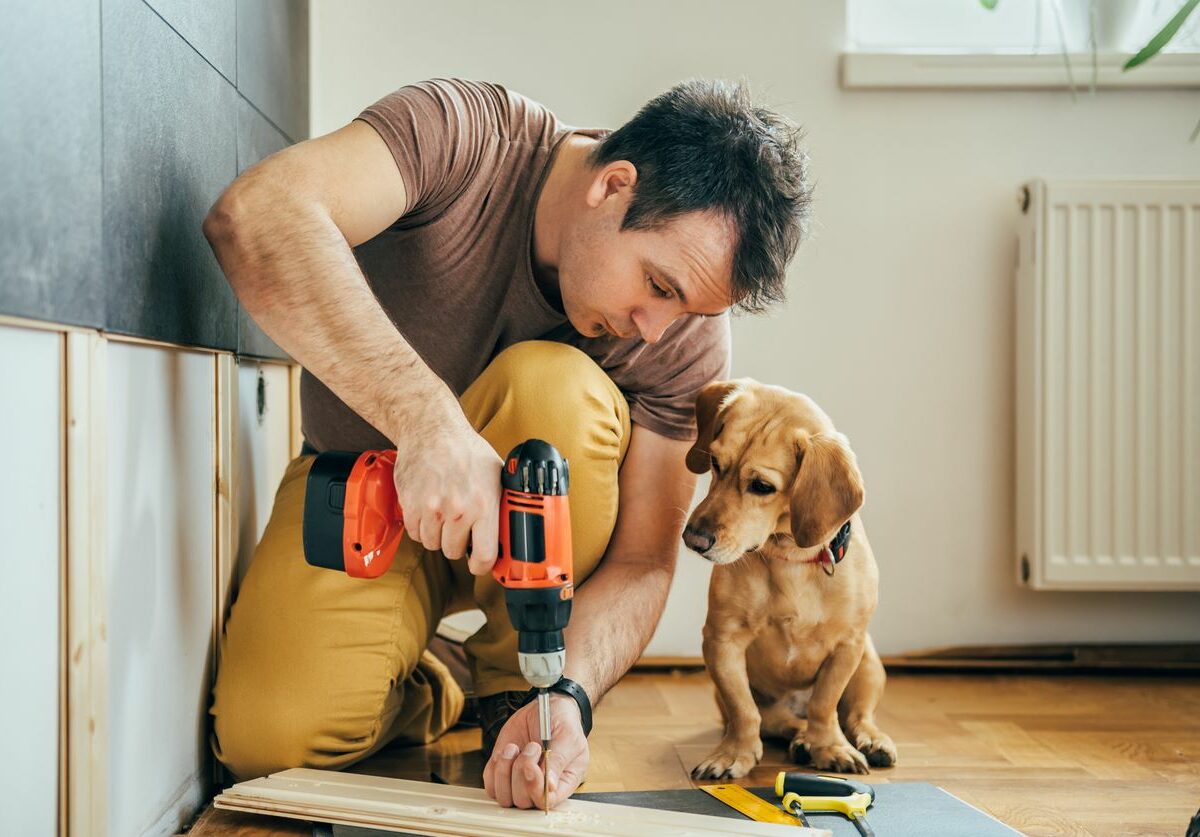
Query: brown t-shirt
[{"left": 300, "top": 78, "right": 731, "bottom": 452}]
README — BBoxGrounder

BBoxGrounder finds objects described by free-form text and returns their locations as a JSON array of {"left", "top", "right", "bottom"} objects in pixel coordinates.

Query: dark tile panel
[
  {"left": 235, "top": 96, "right": 292, "bottom": 360},
  {"left": 236, "top": 0, "right": 309, "bottom": 142},
  {"left": 0, "top": 1, "right": 103, "bottom": 327},
  {"left": 143, "top": 0, "right": 236, "bottom": 81},
  {"left": 102, "top": 0, "right": 239, "bottom": 350}
]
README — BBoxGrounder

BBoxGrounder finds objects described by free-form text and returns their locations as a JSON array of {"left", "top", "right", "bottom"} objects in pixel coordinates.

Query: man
[{"left": 203, "top": 77, "right": 810, "bottom": 810}]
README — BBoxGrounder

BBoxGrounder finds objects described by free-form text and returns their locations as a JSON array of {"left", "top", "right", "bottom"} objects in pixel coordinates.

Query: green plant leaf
[
  {"left": 1124, "top": 0, "right": 1200, "bottom": 70},
  {"left": 980, "top": 0, "right": 999, "bottom": 9}
]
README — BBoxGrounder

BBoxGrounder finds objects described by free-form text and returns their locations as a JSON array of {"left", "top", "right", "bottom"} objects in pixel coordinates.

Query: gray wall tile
[
  {"left": 0, "top": 1, "right": 103, "bottom": 327},
  {"left": 235, "top": 96, "right": 292, "bottom": 360},
  {"left": 237, "top": 0, "right": 309, "bottom": 142},
  {"left": 102, "top": 0, "right": 239, "bottom": 350},
  {"left": 144, "top": 0, "right": 236, "bottom": 81}
]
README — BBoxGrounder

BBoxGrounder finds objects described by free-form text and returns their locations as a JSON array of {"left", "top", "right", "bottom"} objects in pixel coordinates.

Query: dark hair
[{"left": 590, "top": 79, "right": 812, "bottom": 313}]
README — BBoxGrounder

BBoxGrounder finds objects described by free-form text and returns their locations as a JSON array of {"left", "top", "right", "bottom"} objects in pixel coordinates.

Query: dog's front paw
[
  {"left": 807, "top": 741, "right": 870, "bottom": 774},
  {"left": 852, "top": 729, "right": 897, "bottom": 768},
  {"left": 787, "top": 735, "right": 812, "bottom": 765},
  {"left": 691, "top": 738, "right": 763, "bottom": 780}
]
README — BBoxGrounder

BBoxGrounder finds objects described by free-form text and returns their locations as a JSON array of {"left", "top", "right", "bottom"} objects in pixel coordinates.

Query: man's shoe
[{"left": 477, "top": 690, "right": 528, "bottom": 762}]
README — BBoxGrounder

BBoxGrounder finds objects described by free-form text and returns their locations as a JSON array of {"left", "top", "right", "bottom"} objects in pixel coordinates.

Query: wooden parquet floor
[{"left": 186, "top": 670, "right": 1200, "bottom": 837}]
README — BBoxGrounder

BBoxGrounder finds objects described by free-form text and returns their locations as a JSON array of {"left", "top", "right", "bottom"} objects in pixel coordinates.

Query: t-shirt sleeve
[
  {"left": 625, "top": 314, "right": 732, "bottom": 441},
  {"left": 355, "top": 78, "right": 516, "bottom": 220}
]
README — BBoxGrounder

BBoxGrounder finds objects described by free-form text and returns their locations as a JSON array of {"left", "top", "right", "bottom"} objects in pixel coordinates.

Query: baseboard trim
[
  {"left": 634, "top": 644, "right": 1200, "bottom": 674},
  {"left": 881, "top": 643, "right": 1200, "bottom": 673}
]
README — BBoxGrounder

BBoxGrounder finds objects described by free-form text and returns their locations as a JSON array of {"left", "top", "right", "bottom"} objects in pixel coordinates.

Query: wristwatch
[{"left": 519, "top": 677, "right": 593, "bottom": 737}]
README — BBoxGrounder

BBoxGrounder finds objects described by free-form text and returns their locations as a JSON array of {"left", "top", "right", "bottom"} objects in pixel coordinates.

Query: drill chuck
[{"left": 519, "top": 649, "right": 565, "bottom": 689}]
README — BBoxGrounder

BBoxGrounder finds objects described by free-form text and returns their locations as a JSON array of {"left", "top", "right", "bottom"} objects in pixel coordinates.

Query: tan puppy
[{"left": 683, "top": 379, "right": 897, "bottom": 778}]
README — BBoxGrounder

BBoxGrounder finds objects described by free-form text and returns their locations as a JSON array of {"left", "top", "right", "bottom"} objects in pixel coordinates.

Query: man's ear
[
  {"left": 587, "top": 159, "right": 637, "bottom": 207},
  {"left": 789, "top": 430, "right": 865, "bottom": 547},
  {"left": 685, "top": 381, "right": 741, "bottom": 474}
]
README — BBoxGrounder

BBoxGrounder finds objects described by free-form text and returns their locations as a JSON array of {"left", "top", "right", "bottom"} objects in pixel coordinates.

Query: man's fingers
[
  {"left": 416, "top": 513, "right": 443, "bottom": 552},
  {"left": 467, "top": 512, "right": 499, "bottom": 575},
  {"left": 441, "top": 517, "right": 471, "bottom": 561},
  {"left": 511, "top": 742, "right": 541, "bottom": 809},
  {"left": 489, "top": 742, "right": 519, "bottom": 808},
  {"left": 548, "top": 762, "right": 585, "bottom": 809}
]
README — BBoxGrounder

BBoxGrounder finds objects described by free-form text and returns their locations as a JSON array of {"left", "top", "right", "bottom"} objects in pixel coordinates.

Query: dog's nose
[{"left": 682, "top": 526, "right": 715, "bottom": 554}]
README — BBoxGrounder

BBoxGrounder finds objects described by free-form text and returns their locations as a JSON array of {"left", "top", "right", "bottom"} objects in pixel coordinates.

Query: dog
[{"left": 682, "top": 379, "right": 897, "bottom": 778}]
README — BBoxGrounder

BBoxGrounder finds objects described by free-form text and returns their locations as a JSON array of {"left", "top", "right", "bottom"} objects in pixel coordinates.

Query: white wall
[{"left": 311, "top": 0, "right": 1200, "bottom": 655}]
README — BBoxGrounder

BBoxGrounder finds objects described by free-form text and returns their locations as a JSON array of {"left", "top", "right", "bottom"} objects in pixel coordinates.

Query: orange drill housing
[{"left": 493, "top": 490, "right": 573, "bottom": 596}]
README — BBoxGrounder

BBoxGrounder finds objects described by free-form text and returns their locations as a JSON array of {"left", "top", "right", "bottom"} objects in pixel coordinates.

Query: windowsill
[{"left": 841, "top": 50, "right": 1200, "bottom": 90}]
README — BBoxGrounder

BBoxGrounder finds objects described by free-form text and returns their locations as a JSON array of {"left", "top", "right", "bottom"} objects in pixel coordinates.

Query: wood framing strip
[
  {"left": 212, "top": 353, "right": 238, "bottom": 788},
  {"left": 215, "top": 769, "right": 821, "bottom": 836},
  {"left": 213, "top": 353, "right": 237, "bottom": 666},
  {"left": 57, "top": 330, "right": 67, "bottom": 837},
  {"left": 288, "top": 363, "right": 302, "bottom": 458},
  {"left": 65, "top": 331, "right": 108, "bottom": 837}
]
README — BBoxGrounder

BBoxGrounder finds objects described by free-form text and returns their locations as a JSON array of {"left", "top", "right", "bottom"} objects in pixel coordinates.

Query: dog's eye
[
  {"left": 749, "top": 479, "right": 776, "bottom": 495},
  {"left": 711, "top": 460, "right": 722, "bottom": 476}
]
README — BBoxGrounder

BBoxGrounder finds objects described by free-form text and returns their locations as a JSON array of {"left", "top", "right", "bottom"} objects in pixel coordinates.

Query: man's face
[{"left": 557, "top": 166, "right": 737, "bottom": 342}]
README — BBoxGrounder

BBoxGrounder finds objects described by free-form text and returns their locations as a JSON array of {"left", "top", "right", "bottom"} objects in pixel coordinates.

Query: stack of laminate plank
[{"left": 214, "top": 768, "right": 829, "bottom": 836}]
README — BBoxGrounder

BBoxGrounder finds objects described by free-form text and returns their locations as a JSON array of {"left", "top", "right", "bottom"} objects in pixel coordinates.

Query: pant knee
[
  {"left": 213, "top": 706, "right": 341, "bottom": 781},
  {"left": 477, "top": 341, "right": 630, "bottom": 460}
]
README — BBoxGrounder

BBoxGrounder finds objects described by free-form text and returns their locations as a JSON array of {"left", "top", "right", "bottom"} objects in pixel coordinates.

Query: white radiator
[{"left": 1016, "top": 180, "right": 1200, "bottom": 591}]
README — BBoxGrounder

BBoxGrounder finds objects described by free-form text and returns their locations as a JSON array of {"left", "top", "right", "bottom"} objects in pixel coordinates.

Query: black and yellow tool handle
[
  {"left": 775, "top": 771, "right": 874, "bottom": 801},
  {"left": 776, "top": 772, "right": 876, "bottom": 837}
]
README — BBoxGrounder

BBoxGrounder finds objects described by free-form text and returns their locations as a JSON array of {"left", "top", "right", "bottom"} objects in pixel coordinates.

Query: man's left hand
[{"left": 483, "top": 692, "right": 589, "bottom": 810}]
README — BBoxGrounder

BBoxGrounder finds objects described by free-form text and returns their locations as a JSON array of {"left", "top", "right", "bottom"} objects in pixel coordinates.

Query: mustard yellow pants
[{"left": 210, "top": 342, "right": 631, "bottom": 780}]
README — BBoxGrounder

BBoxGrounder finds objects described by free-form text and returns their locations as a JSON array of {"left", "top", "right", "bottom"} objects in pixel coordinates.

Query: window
[{"left": 847, "top": 0, "right": 1200, "bottom": 55}]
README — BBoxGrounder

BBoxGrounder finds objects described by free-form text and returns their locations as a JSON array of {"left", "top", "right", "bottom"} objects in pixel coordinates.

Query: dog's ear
[
  {"left": 685, "top": 381, "right": 741, "bottom": 474},
  {"left": 789, "top": 430, "right": 865, "bottom": 548}
]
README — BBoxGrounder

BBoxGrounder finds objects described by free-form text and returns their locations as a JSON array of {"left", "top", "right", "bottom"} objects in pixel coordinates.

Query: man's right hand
[{"left": 393, "top": 416, "right": 503, "bottom": 575}]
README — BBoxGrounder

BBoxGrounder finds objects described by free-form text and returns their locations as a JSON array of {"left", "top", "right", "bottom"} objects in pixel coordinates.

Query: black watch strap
[{"left": 520, "top": 677, "right": 593, "bottom": 737}]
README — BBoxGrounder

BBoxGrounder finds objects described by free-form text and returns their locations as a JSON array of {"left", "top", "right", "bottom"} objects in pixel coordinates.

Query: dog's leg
[
  {"left": 795, "top": 638, "right": 870, "bottom": 774},
  {"left": 691, "top": 629, "right": 762, "bottom": 780},
  {"left": 838, "top": 635, "right": 897, "bottom": 767},
  {"left": 759, "top": 692, "right": 807, "bottom": 742}
]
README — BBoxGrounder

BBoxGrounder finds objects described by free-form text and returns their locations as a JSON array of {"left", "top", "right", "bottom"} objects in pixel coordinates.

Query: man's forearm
[
  {"left": 203, "top": 178, "right": 460, "bottom": 445},
  {"left": 562, "top": 552, "right": 675, "bottom": 703}
]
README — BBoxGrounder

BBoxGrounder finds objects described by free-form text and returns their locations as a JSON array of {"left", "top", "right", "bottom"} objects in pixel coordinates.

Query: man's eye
[
  {"left": 647, "top": 275, "right": 673, "bottom": 299},
  {"left": 749, "top": 479, "right": 776, "bottom": 495}
]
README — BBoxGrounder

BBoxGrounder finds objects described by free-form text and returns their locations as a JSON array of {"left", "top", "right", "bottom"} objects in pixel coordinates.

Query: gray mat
[{"left": 323, "top": 782, "right": 1023, "bottom": 836}]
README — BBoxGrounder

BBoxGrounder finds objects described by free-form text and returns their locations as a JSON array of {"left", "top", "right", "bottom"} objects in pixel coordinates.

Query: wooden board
[{"left": 214, "top": 768, "right": 826, "bottom": 836}]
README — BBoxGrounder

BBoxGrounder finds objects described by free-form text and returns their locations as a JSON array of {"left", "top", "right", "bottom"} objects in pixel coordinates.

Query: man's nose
[{"left": 632, "top": 307, "right": 674, "bottom": 344}]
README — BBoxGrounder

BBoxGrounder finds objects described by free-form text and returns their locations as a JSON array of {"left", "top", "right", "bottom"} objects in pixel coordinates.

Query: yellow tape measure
[{"left": 698, "top": 784, "right": 803, "bottom": 826}]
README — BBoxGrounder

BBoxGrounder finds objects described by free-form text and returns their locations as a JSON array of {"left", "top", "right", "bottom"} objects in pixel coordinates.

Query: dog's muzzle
[{"left": 682, "top": 525, "right": 716, "bottom": 555}]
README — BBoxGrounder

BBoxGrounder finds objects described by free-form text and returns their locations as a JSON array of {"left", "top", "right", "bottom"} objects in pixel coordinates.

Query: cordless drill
[{"left": 301, "top": 439, "right": 573, "bottom": 802}]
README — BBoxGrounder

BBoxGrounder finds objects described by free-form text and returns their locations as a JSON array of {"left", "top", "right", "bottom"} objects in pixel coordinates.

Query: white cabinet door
[
  {"left": 234, "top": 361, "right": 294, "bottom": 588},
  {"left": 0, "top": 326, "right": 62, "bottom": 836},
  {"left": 106, "top": 343, "right": 214, "bottom": 837}
]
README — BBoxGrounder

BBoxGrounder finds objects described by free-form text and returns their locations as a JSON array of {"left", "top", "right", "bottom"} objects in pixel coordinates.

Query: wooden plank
[
  {"left": 287, "top": 363, "right": 302, "bottom": 458},
  {"left": 65, "top": 330, "right": 108, "bottom": 837},
  {"left": 215, "top": 768, "right": 823, "bottom": 836},
  {"left": 213, "top": 352, "right": 237, "bottom": 789}
]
